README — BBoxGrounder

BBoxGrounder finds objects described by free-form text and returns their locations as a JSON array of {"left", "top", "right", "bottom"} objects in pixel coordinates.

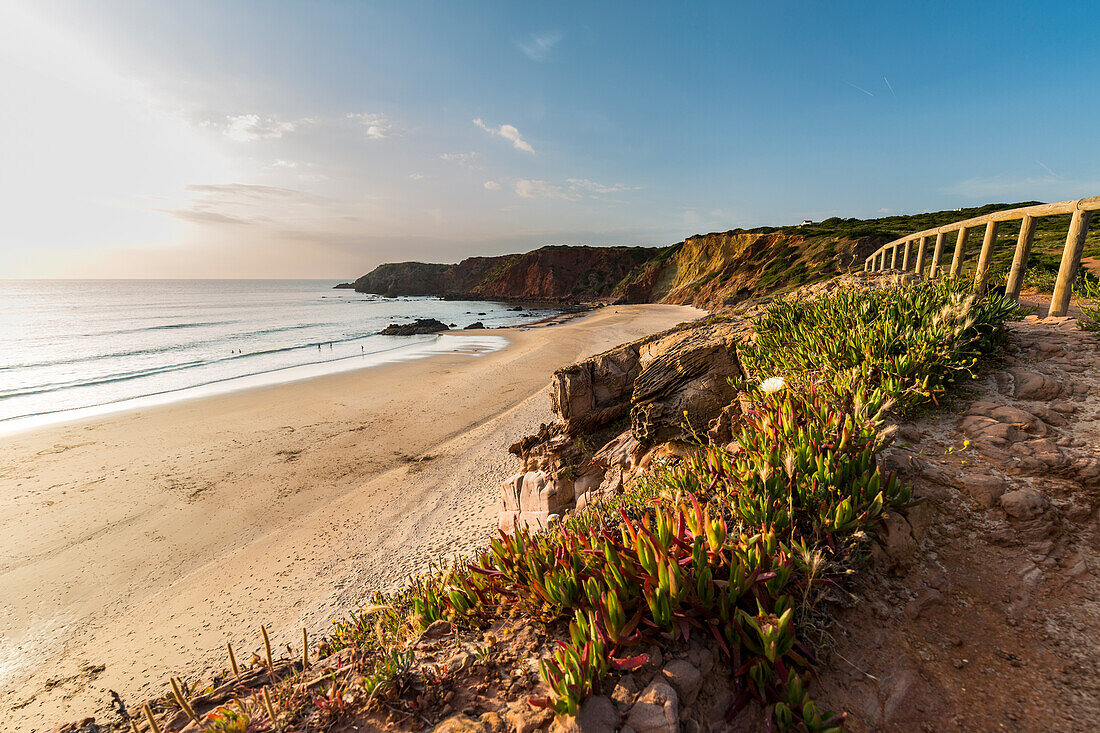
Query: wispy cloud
[
  {"left": 473, "top": 118, "right": 534, "bottom": 154},
  {"left": 409, "top": 172, "right": 425, "bottom": 180},
  {"left": 943, "top": 173, "right": 1099, "bottom": 199},
  {"left": 346, "top": 112, "right": 393, "bottom": 140},
  {"left": 566, "top": 178, "right": 640, "bottom": 196},
  {"left": 184, "top": 183, "right": 320, "bottom": 200},
  {"left": 514, "top": 177, "right": 639, "bottom": 201},
  {"left": 515, "top": 179, "right": 574, "bottom": 200},
  {"left": 883, "top": 76, "right": 896, "bottom": 98},
  {"left": 439, "top": 152, "right": 478, "bottom": 165},
  {"left": 163, "top": 209, "right": 255, "bottom": 226},
  {"left": 516, "top": 31, "right": 563, "bottom": 61},
  {"left": 208, "top": 114, "right": 298, "bottom": 142},
  {"left": 154, "top": 183, "right": 328, "bottom": 227},
  {"left": 483, "top": 180, "right": 501, "bottom": 190}
]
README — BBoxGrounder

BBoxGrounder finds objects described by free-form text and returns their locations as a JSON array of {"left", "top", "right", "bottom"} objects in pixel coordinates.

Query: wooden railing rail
[{"left": 864, "top": 196, "right": 1099, "bottom": 317}]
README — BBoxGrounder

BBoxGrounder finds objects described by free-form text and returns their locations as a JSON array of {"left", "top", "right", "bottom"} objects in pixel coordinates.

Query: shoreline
[
  {"left": 0, "top": 303, "right": 703, "bottom": 731},
  {"left": 0, "top": 332, "right": 511, "bottom": 438},
  {"left": 0, "top": 307, "right": 583, "bottom": 439}
]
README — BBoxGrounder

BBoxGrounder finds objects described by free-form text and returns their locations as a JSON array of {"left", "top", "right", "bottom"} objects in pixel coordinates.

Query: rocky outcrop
[
  {"left": 500, "top": 317, "right": 749, "bottom": 533},
  {"left": 378, "top": 318, "right": 450, "bottom": 335},
  {"left": 630, "top": 319, "right": 745, "bottom": 443}
]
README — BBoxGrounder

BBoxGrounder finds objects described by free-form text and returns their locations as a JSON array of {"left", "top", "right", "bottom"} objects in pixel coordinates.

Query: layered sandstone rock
[
  {"left": 631, "top": 319, "right": 745, "bottom": 444},
  {"left": 501, "top": 317, "right": 749, "bottom": 532}
]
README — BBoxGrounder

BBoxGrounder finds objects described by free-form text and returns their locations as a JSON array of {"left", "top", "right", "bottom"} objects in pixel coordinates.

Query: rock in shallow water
[{"left": 379, "top": 318, "right": 450, "bottom": 335}]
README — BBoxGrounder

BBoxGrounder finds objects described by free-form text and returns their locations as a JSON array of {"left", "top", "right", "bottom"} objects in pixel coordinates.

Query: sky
[{"left": 1, "top": 1, "right": 1098, "bottom": 279}]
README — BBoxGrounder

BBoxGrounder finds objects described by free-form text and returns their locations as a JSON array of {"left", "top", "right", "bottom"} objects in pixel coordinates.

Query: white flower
[
  {"left": 546, "top": 513, "right": 561, "bottom": 524},
  {"left": 760, "top": 376, "right": 786, "bottom": 393}
]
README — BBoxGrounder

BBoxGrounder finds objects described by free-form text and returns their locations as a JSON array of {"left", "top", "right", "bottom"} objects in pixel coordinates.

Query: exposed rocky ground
[{"left": 814, "top": 316, "right": 1100, "bottom": 731}]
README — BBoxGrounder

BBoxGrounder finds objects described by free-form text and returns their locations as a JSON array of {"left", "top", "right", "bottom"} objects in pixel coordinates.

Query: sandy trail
[{"left": 0, "top": 303, "right": 704, "bottom": 731}]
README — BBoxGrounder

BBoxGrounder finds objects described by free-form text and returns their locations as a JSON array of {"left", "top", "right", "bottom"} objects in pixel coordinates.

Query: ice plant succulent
[{"left": 308, "top": 279, "right": 1015, "bottom": 732}]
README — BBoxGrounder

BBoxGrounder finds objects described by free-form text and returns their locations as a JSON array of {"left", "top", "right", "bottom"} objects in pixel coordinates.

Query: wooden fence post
[
  {"left": 902, "top": 240, "right": 911, "bottom": 271},
  {"left": 914, "top": 236, "right": 927, "bottom": 277},
  {"left": 1003, "top": 215, "right": 1035, "bottom": 301},
  {"left": 1049, "top": 209, "right": 1093, "bottom": 317},
  {"left": 890, "top": 244, "right": 899, "bottom": 269},
  {"left": 949, "top": 226, "right": 969, "bottom": 278},
  {"left": 972, "top": 220, "right": 1000, "bottom": 293},
  {"left": 929, "top": 232, "right": 945, "bottom": 279}
]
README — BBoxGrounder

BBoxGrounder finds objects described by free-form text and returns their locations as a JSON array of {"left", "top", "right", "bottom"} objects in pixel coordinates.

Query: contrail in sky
[
  {"left": 883, "top": 76, "right": 896, "bottom": 98},
  {"left": 844, "top": 81, "right": 874, "bottom": 97},
  {"left": 1036, "top": 160, "right": 1060, "bottom": 178}
]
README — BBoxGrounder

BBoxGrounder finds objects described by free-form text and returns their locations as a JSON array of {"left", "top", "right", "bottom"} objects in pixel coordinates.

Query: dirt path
[{"left": 818, "top": 317, "right": 1100, "bottom": 730}]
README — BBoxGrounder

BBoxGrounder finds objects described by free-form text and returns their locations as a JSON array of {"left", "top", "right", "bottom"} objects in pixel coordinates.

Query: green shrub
[
  {"left": 740, "top": 280, "right": 1016, "bottom": 411},
  {"left": 1075, "top": 277, "right": 1100, "bottom": 332}
]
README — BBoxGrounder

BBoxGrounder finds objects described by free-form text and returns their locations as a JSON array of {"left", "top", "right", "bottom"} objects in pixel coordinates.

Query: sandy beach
[{"left": 0, "top": 303, "right": 703, "bottom": 731}]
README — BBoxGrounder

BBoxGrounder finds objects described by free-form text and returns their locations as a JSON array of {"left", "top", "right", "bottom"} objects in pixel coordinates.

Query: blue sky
[{"left": 2, "top": 1, "right": 1097, "bottom": 277}]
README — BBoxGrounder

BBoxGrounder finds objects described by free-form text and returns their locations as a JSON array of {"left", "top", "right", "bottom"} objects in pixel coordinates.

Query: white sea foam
[{"left": 0, "top": 280, "right": 554, "bottom": 435}]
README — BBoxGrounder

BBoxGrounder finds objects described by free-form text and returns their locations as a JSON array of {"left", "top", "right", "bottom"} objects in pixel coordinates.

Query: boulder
[
  {"left": 625, "top": 679, "right": 679, "bottom": 733},
  {"left": 875, "top": 511, "right": 916, "bottom": 572},
  {"left": 611, "top": 673, "right": 641, "bottom": 712},
  {"left": 551, "top": 695, "right": 620, "bottom": 732},
  {"left": 1000, "top": 488, "right": 1049, "bottom": 519},
  {"left": 417, "top": 619, "right": 454, "bottom": 643},
  {"left": 379, "top": 318, "right": 450, "bottom": 336},
  {"left": 960, "top": 475, "right": 1007, "bottom": 508},
  {"left": 660, "top": 659, "right": 702, "bottom": 707},
  {"left": 996, "top": 368, "right": 1080, "bottom": 401},
  {"left": 499, "top": 470, "right": 576, "bottom": 533},
  {"left": 504, "top": 701, "right": 555, "bottom": 733},
  {"left": 464, "top": 321, "right": 486, "bottom": 329},
  {"left": 432, "top": 715, "right": 487, "bottom": 733}
]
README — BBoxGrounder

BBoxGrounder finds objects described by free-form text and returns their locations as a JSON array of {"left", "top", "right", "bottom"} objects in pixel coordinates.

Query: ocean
[{"left": 0, "top": 280, "right": 558, "bottom": 434}]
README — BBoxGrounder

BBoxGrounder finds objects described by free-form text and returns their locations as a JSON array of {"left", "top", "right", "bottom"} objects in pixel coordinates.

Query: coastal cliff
[
  {"left": 351, "top": 246, "right": 654, "bottom": 301},
  {"left": 350, "top": 231, "right": 883, "bottom": 309},
  {"left": 347, "top": 202, "right": 1080, "bottom": 310}
]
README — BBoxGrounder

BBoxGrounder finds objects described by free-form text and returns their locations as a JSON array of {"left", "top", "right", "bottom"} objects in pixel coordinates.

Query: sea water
[{"left": 0, "top": 280, "right": 558, "bottom": 433}]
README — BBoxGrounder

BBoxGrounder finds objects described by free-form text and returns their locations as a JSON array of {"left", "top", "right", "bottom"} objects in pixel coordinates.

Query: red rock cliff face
[
  {"left": 354, "top": 245, "right": 655, "bottom": 302},
  {"left": 351, "top": 235, "right": 882, "bottom": 308},
  {"left": 471, "top": 246, "right": 655, "bottom": 300}
]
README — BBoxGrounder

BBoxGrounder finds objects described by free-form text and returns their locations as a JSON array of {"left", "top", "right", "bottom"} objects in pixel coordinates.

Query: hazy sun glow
[
  {"left": 2, "top": 1, "right": 1098, "bottom": 279},
  {"left": 0, "top": 3, "right": 233, "bottom": 277}
]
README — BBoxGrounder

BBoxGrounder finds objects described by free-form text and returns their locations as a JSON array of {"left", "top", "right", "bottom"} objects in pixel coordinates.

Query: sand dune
[{"left": 0, "top": 303, "right": 703, "bottom": 731}]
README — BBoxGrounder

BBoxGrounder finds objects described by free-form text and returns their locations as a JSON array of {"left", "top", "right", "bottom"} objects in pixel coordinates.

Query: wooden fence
[{"left": 864, "top": 196, "right": 1100, "bottom": 316}]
